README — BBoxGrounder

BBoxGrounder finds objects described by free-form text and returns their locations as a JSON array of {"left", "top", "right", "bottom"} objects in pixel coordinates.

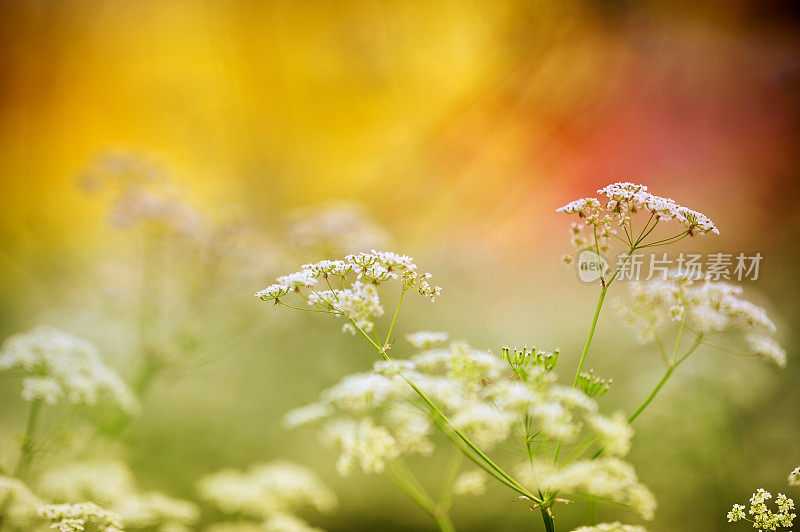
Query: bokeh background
[{"left": 1, "top": 0, "right": 799, "bottom": 530}]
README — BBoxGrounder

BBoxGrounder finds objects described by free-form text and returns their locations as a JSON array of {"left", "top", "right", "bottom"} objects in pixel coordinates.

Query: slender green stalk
[
  {"left": 386, "top": 460, "right": 455, "bottom": 532},
  {"left": 627, "top": 366, "right": 675, "bottom": 423},
  {"left": 384, "top": 288, "right": 406, "bottom": 349},
  {"left": 438, "top": 448, "right": 463, "bottom": 511},
  {"left": 553, "top": 285, "right": 608, "bottom": 463},
  {"left": 540, "top": 508, "right": 556, "bottom": 532},
  {"left": 0, "top": 400, "right": 43, "bottom": 528},
  {"left": 14, "top": 399, "right": 43, "bottom": 479},
  {"left": 571, "top": 286, "right": 608, "bottom": 387},
  {"left": 628, "top": 336, "right": 702, "bottom": 423}
]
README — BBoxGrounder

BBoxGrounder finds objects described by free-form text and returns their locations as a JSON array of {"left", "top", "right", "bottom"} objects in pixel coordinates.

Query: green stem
[
  {"left": 540, "top": 508, "right": 556, "bottom": 532},
  {"left": 14, "top": 399, "right": 43, "bottom": 479},
  {"left": 438, "top": 447, "right": 463, "bottom": 510},
  {"left": 628, "top": 336, "right": 702, "bottom": 423},
  {"left": 386, "top": 460, "right": 456, "bottom": 532},
  {"left": 627, "top": 365, "right": 675, "bottom": 424},
  {"left": 384, "top": 288, "right": 406, "bottom": 349},
  {"left": 554, "top": 284, "right": 609, "bottom": 462},
  {"left": 571, "top": 286, "right": 608, "bottom": 387},
  {"left": 434, "top": 513, "right": 456, "bottom": 532}
]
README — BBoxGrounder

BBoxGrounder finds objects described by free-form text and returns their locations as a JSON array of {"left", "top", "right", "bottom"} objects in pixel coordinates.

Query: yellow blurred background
[{"left": 1, "top": 0, "right": 799, "bottom": 530}]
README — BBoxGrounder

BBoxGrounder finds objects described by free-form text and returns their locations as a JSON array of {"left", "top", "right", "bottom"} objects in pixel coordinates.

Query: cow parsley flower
[
  {"left": 518, "top": 458, "right": 656, "bottom": 520},
  {"left": 746, "top": 334, "right": 787, "bottom": 368},
  {"left": 453, "top": 470, "right": 487, "bottom": 496},
  {"left": 39, "top": 502, "right": 124, "bottom": 532},
  {"left": 557, "top": 182, "right": 717, "bottom": 267},
  {"left": 38, "top": 460, "right": 199, "bottom": 529},
  {"left": 285, "top": 201, "right": 390, "bottom": 256},
  {"left": 199, "top": 461, "right": 336, "bottom": 519},
  {"left": 406, "top": 331, "right": 449, "bottom": 349},
  {"left": 616, "top": 277, "right": 786, "bottom": 367},
  {"left": 0, "top": 326, "right": 138, "bottom": 413},
  {"left": 320, "top": 418, "right": 401, "bottom": 476},
  {"left": 285, "top": 337, "right": 648, "bottom": 522},
  {"left": 572, "top": 523, "right": 647, "bottom": 532},
  {"left": 789, "top": 467, "right": 800, "bottom": 487},
  {"left": 587, "top": 412, "right": 634, "bottom": 457},
  {"left": 0, "top": 475, "right": 43, "bottom": 525},
  {"left": 727, "top": 488, "right": 795, "bottom": 530},
  {"left": 257, "top": 251, "right": 441, "bottom": 334}
]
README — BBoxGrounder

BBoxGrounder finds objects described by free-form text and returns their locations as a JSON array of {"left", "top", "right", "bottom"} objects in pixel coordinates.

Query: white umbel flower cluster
[
  {"left": 557, "top": 182, "right": 717, "bottom": 261},
  {"left": 0, "top": 475, "right": 44, "bottom": 526},
  {"left": 406, "top": 331, "right": 449, "bottom": 349},
  {"left": 198, "top": 461, "right": 336, "bottom": 525},
  {"left": 453, "top": 470, "right": 487, "bottom": 496},
  {"left": 285, "top": 201, "right": 391, "bottom": 257},
  {"left": 38, "top": 460, "right": 199, "bottom": 529},
  {"left": 285, "top": 339, "right": 646, "bottom": 517},
  {"left": 571, "top": 523, "right": 647, "bottom": 532},
  {"left": 256, "top": 251, "right": 441, "bottom": 334},
  {"left": 789, "top": 467, "right": 800, "bottom": 487},
  {"left": 727, "top": 488, "right": 795, "bottom": 530},
  {"left": 615, "top": 276, "right": 787, "bottom": 367},
  {"left": 38, "top": 502, "right": 124, "bottom": 532},
  {"left": 0, "top": 327, "right": 138, "bottom": 413},
  {"left": 517, "top": 458, "right": 656, "bottom": 520}
]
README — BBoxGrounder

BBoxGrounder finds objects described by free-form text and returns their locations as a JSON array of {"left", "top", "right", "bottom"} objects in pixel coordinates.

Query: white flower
[
  {"left": 21, "top": 376, "right": 62, "bottom": 404},
  {"left": 199, "top": 461, "right": 337, "bottom": 519},
  {"left": 572, "top": 523, "right": 647, "bottom": 532},
  {"left": 255, "top": 284, "right": 292, "bottom": 302},
  {"left": 519, "top": 458, "right": 656, "bottom": 520},
  {"left": 277, "top": 270, "right": 318, "bottom": 289},
  {"left": 406, "top": 331, "right": 449, "bottom": 349},
  {"left": 0, "top": 326, "right": 138, "bottom": 413},
  {"left": 450, "top": 402, "right": 510, "bottom": 448},
  {"left": 285, "top": 201, "right": 390, "bottom": 255},
  {"left": 789, "top": 466, "right": 800, "bottom": 487},
  {"left": 558, "top": 182, "right": 717, "bottom": 259},
  {"left": 453, "top": 470, "right": 487, "bottom": 496},
  {"left": 321, "top": 418, "right": 401, "bottom": 476},
  {"left": 747, "top": 334, "right": 787, "bottom": 368},
  {"left": 617, "top": 279, "right": 786, "bottom": 368},
  {"left": 282, "top": 402, "right": 334, "bottom": 429},
  {"left": 587, "top": 412, "right": 634, "bottom": 457},
  {"left": 39, "top": 502, "right": 124, "bottom": 532},
  {"left": 727, "top": 503, "right": 746, "bottom": 522},
  {"left": 39, "top": 460, "right": 199, "bottom": 529},
  {"left": 320, "top": 373, "right": 404, "bottom": 412},
  {"left": 729, "top": 488, "right": 795, "bottom": 530},
  {"left": 0, "top": 475, "right": 43, "bottom": 525},
  {"left": 263, "top": 512, "right": 325, "bottom": 532},
  {"left": 258, "top": 251, "right": 440, "bottom": 333}
]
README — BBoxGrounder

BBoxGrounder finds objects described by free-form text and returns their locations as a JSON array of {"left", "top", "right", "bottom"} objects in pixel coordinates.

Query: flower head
[
  {"left": 256, "top": 251, "right": 441, "bottom": 334},
  {"left": 0, "top": 326, "right": 138, "bottom": 413},
  {"left": 39, "top": 502, "right": 124, "bottom": 532},
  {"left": 789, "top": 467, "right": 800, "bottom": 487}
]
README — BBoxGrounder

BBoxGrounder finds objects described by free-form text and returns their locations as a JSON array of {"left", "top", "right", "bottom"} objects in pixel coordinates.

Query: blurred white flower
[
  {"left": 0, "top": 475, "right": 43, "bottom": 525},
  {"left": 406, "top": 331, "right": 449, "bottom": 349},
  {"left": 453, "top": 470, "right": 487, "bottom": 496},
  {"left": 198, "top": 461, "right": 336, "bottom": 520},
  {"left": 789, "top": 466, "right": 800, "bottom": 487},
  {"left": 571, "top": 523, "right": 647, "bottom": 532},
  {"left": 285, "top": 202, "right": 390, "bottom": 256},
  {"left": 39, "top": 502, "right": 124, "bottom": 532},
  {"left": 0, "top": 327, "right": 138, "bottom": 413}
]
